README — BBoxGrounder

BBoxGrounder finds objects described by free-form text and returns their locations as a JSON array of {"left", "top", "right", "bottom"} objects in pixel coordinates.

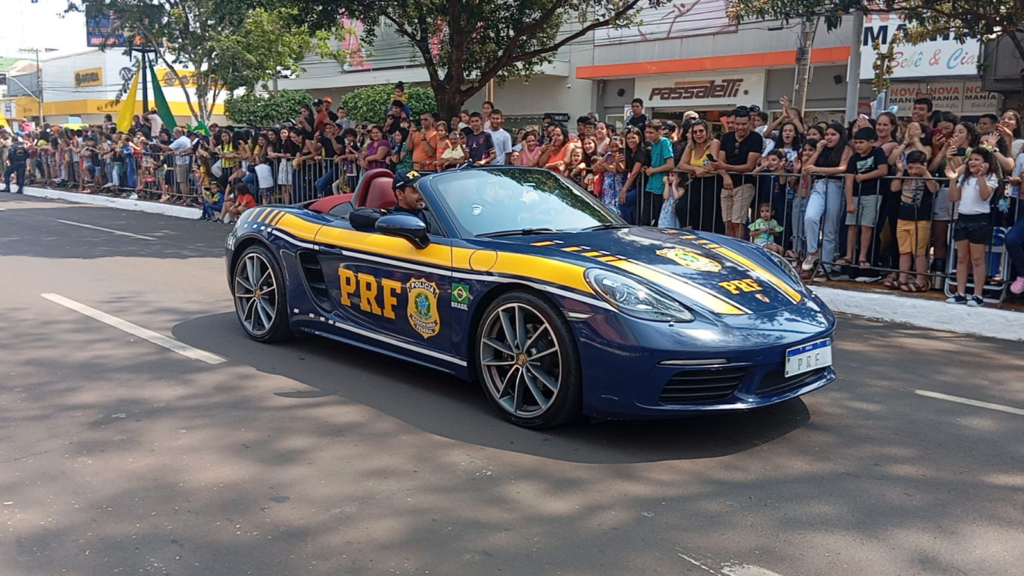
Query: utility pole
[
  {"left": 19, "top": 48, "right": 44, "bottom": 124},
  {"left": 141, "top": 51, "right": 149, "bottom": 113},
  {"left": 792, "top": 17, "right": 818, "bottom": 116},
  {"left": 844, "top": 10, "right": 865, "bottom": 123}
]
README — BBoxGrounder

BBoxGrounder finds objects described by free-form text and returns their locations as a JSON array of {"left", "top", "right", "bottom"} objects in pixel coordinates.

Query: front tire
[
  {"left": 476, "top": 291, "right": 582, "bottom": 428},
  {"left": 232, "top": 244, "right": 293, "bottom": 343}
]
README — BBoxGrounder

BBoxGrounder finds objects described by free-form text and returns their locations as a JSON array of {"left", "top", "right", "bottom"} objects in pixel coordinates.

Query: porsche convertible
[{"left": 225, "top": 167, "right": 836, "bottom": 428}]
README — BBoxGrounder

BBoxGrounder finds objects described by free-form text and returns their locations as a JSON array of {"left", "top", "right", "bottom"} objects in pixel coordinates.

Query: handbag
[{"left": 211, "top": 159, "right": 223, "bottom": 178}]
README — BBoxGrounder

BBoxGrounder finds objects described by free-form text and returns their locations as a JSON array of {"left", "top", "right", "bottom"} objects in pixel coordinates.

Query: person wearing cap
[
  {"left": 314, "top": 99, "right": 331, "bottom": 133},
  {"left": 324, "top": 97, "right": 338, "bottom": 124},
  {"left": 391, "top": 169, "right": 430, "bottom": 232}
]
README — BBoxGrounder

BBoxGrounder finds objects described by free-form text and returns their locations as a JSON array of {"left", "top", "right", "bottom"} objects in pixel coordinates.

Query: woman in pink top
[{"left": 518, "top": 130, "right": 542, "bottom": 167}]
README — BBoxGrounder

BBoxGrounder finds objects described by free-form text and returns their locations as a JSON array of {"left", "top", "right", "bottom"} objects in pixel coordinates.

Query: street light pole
[{"left": 19, "top": 47, "right": 47, "bottom": 124}]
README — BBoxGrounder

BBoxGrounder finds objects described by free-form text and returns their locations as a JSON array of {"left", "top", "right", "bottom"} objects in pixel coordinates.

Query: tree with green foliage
[
  {"left": 70, "top": 0, "right": 350, "bottom": 123},
  {"left": 340, "top": 84, "right": 437, "bottom": 125},
  {"left": 728, "top": 0, "right": 1024, "bottom": 95},
  {"left": 224, "top": 90, "right": 312, "bottom": 127},
  {"left": 336, "top": 0, "right": 667, "bottom": 120}
]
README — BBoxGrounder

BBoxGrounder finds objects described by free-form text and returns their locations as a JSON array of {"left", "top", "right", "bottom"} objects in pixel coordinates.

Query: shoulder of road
[{"left": 16, "top": 185, "right": 1024, "bottom": 343}]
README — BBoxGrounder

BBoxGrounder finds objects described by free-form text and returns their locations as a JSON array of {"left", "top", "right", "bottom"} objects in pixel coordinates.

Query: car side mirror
[{"left": 376, "top": 213, "right": 430, "bottom": 249}]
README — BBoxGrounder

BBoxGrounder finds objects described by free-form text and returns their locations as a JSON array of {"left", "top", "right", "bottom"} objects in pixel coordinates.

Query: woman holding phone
[{"left": 675, "top": 120, "right": 724, "bottom": 234}]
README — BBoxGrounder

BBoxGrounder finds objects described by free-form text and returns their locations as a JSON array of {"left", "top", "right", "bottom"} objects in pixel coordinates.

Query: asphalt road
[{"left": 1, "top": 192, "right": 1022, "bottom": 576}]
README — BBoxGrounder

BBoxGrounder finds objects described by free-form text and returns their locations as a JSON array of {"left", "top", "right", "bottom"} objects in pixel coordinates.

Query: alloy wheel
[
  {"left": 234, "top": 252, "right": 278, "bottom": 337},
  {"left": 479, "top": 303, "right": 562, "bottom": 418}
]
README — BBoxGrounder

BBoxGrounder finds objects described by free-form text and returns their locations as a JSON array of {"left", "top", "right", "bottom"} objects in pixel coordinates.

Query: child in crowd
[
  {"left": 201, "top": 181, "right": 225, "bottom": 221},
  {"left": 601, "top": 138, "right": 625, "bottom": 215},
  {"left": 944, "top": 147, "right": 999, "bottom": 307},
  {"left": 749, "top": 203, "right": 784, "bottom": 254},
  {"left": 839, "top": 127, "right": 889, "bottom": 272},
  {"left": 789, "top": 139, "right": 817, "bottom": 263},
  {"left": 220, "top": 182, "right": 257, "bottom": 224},
  {"left": 254, "top": 156, "right": 275, "bottom": 205},
  {"left": 567, "top": 147, "right": 587, "bottom": 188},
  {"left": 659, "top": 170, "right": 682, "bottom": 228},
  {"left": 889, "top": 150, "right": 939, "bottom": 292}
]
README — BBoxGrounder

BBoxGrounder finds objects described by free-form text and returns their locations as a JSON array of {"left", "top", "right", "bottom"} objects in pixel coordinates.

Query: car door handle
[{"left": 317, "top": 246, "right": 344, "bottom": 256}]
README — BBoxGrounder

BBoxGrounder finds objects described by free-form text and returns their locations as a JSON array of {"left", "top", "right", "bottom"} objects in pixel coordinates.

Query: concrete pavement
[{"left": 1, "top": 193, "right": 1022, "bottom": 576}]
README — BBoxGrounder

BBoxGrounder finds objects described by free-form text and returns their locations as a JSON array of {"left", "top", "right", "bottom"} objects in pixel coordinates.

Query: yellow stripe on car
[{"left": 275, "top": 214, "right": 321, "bottom": 241}]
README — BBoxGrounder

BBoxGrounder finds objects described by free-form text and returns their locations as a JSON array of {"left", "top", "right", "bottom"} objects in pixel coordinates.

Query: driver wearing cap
[{"left": 391, "top": 169, "right": 430, "bottom": 232}]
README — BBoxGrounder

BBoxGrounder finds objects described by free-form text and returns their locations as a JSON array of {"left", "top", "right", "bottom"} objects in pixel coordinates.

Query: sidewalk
[
  {"left": 811, "top": 285, "right": 1024, "bottom": 342},
  {"left": 21, "top": 185, "right": 201, "bottom": 219},
  {"left": 12, "top": 184, "right": 1024, "bottom": 342}
]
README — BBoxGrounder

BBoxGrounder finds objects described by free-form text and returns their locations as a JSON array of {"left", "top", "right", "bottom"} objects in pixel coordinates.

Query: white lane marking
[
  {"left": 56, "top": 219, "right": 156, "bottom": 240},
  {"left": 41, "top": 293, "right": 225, "bottom": 365},
  {"left": 915, "top": 389, "right": 1024, "bottom": 417}
]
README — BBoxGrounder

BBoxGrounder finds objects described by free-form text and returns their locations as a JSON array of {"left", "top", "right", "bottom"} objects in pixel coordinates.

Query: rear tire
[
  {"left": 475, "top": 291, "right": 582, "bottom": 428},
  {"left": 232, "top": 244, "right": 293, "bottom": 343}
]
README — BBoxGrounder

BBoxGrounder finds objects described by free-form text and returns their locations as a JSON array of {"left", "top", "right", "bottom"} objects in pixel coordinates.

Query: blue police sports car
[{"left": 225, "top": 167, "right": 836, "bottom": 428}]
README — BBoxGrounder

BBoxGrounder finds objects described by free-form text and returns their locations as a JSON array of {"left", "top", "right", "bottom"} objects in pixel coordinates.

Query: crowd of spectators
[{"left": 2, "top": 84, "right": 1023, "bottom": 304}]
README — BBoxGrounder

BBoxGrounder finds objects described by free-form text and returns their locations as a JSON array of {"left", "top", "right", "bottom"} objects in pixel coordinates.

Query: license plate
[{"left": 785, "top": 338, "right": 832, "bottom": 378}]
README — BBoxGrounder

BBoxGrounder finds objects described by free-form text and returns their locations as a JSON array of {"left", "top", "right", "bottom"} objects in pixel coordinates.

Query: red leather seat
[
  {"left": 354, "top": 169, "right": 394, "bottom": 206},
  {"left": 362, "top": 177, "right": 397, "bottom": 210}
]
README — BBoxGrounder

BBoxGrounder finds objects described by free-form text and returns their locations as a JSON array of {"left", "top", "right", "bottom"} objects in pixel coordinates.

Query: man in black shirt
[
  {"left": 711, "top": 106, "right": 763, "bottom": 238},
  {"left": 465, "top": 112, "right": 496, "bottom": 166},
  {"left": 391, "top": 169, "right": 430, "bottom": 232},
  {"left": 626, "top": 98, "right": 648, "bottom": 129}
]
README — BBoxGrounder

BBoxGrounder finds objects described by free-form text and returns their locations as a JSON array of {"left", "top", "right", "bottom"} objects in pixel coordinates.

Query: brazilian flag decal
[{"left": 451, "top": 283, "right": 470, "bottom": 311}]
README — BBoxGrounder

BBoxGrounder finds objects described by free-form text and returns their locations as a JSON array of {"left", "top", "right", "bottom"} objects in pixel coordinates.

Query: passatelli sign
[
  {"left": 74, "top": 68, "right": 103, "bottom": 88},
  {"left": 649, "top": 79, "right": 745, "bottom": 102},
  {"left": 635, "top": 73, "right": 764, "bottom": 108}
]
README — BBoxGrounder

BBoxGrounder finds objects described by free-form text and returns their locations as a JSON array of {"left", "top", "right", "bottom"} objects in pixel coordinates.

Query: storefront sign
[
  {"left": 636, "top": 73, "right": 765, "bottom": 109},
  {"left": 1, "top": 100, "right": 16, "bottom": 119},
  {"left": 888, "top": 81, "right": 1002, "bottom": 116},
  {"left": 74, "top": 68, "right": 103, "bottom": 88},
  {"left": 860, "top": 12, "right": 980, "bottom": 80}
]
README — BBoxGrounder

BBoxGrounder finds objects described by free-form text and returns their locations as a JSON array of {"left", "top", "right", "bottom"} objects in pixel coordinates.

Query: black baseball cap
[{"left": 393, "top": 169, "right": 424, "bottom": 190}]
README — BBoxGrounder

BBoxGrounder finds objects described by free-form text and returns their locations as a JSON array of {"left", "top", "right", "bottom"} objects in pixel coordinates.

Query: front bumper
[{"left": 572, "top": 292, "right": 838, "bottom": 419}]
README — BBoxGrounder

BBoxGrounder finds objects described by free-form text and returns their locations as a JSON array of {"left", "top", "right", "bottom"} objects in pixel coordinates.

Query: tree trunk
[{"left": 434, "top": 83, "right": 465, "bottom": 126}]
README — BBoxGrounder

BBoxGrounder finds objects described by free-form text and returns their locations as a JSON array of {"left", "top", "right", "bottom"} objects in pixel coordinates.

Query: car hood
[{"left": 491, "top": 227, "right": 806, "bottom": 316}]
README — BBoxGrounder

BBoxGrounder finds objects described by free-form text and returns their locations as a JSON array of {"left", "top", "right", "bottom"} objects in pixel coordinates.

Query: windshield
[{"left": 427, "top": 168, "right": 623, "bottom": 238}]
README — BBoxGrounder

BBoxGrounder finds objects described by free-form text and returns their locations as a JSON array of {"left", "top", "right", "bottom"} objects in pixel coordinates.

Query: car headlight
[
  {"left": 585, "top": 269, "right": 694, "bottom": 322},
  {"left": 764, "top": 249, "right": 805, "bottom": 291}
]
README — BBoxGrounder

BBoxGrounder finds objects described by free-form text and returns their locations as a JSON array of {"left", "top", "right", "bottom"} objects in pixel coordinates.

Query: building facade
[{"left": 3, "top": 49, "right": 226, "bottom": 127}]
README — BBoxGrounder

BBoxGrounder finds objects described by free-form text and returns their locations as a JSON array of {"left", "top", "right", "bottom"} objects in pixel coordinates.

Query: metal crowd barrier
[{"left": 563, "top": 163, "right": 1022, "bottom": 304}]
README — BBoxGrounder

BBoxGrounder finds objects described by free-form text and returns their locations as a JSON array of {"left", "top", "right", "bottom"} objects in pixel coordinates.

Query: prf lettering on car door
[
  {"left": 718, "top": 278, "right": 763, "bottom": 295},
  {"left": 339, "top": 269, "right": 403, "bottom": 319}
]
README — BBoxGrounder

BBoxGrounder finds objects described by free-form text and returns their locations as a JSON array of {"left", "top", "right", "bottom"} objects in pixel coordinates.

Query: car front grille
[
  {"left": 757, "top": 367, "right": 828, "bottom": 396},
  {"left": 659, "top": 368, "right": 748, "bottom": 404}
]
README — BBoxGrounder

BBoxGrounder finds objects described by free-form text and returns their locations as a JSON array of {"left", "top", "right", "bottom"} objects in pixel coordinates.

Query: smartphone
[
  {"left": 705, "top": 154, "right": 716, "bottom": 163},
  {"left": 956, "top": 147, "right": 967, "bottom": 157}
]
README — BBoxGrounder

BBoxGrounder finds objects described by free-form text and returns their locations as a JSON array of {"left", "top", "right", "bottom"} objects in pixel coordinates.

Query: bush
[
  {"left": 340, "top": 84, "right": 437, "bottom": 125},
  {"left": 224, "top": 90, "right": 312, "bottom": 127}
]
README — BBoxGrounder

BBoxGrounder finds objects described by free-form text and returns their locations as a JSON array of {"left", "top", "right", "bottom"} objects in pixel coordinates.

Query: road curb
[
  {"left": 22, "top": 186, "right": 202, "bottom": 219},
  {"left": 811, "top": 285, "right": 1024, "bottom": 342}
]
